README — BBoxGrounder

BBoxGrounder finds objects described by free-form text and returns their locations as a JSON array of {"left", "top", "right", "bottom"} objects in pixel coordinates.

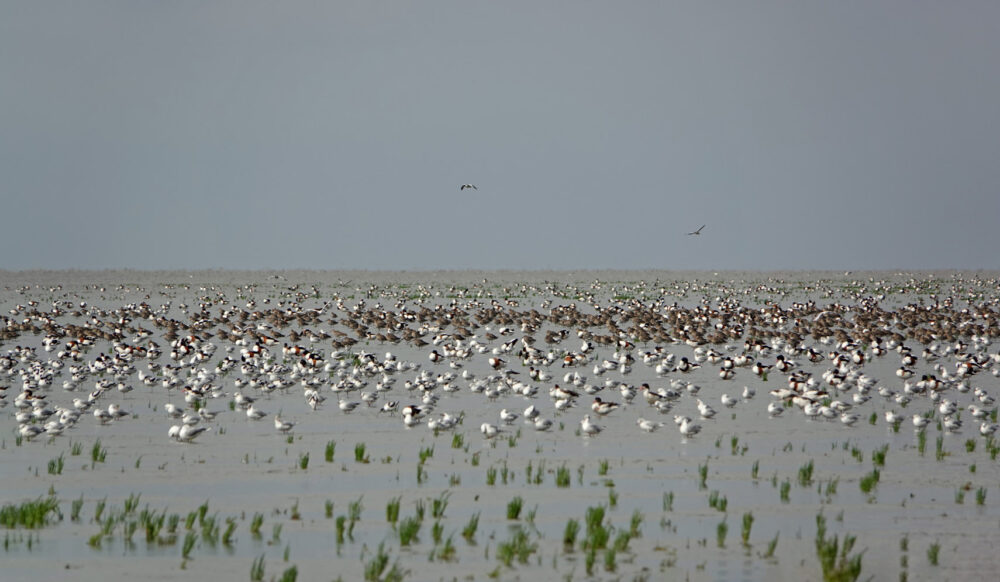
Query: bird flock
[{"left": 4, "top": 274, "right": 1000, "bottom": 455}]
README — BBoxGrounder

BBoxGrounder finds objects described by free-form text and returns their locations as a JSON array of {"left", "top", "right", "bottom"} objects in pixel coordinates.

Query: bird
[
  {"left": 580, "top": 414, "right": 603, "bottom": 436},
  {"left": 169, "top": 424, "right": 210, "bottom": 443},
  {"left": 500, "top": 408, "right": 519, "bottom": 425},
  {"left": 591, "top": 397, "right": 619, "bottom": 416},
  {"left": 674, "top": 415, "right": 701, "bottom": 437},
  {"left": 246, "top": 404, "right": 267, "bottom": 420},
  {"left": 687, "top": 225, "right": 705, "bottom": 236},
  {"left": 274, "top": 414, "right": 295, "bottom": 434},
  {"left": 480, "top": 423, "right": 501, "bottom": 438},
  {"left": 460, "top": 184, "right": 477, "bottom": 191},
  {"left": 636, "top": 418, "right": 664, "bottom": 433}
]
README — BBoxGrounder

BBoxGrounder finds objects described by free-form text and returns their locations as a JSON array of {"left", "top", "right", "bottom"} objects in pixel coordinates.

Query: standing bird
[
  {"left": 460, "top": 184, "right": 478, "bottom": 191},
  {"left": 274, "top": 414, "right": 295, "bottom": 434}
]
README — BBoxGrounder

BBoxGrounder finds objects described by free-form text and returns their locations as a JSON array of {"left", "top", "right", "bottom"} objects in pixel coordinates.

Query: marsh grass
[
  {"left": 486, "top": 466, "right": 497, "bottom": 486},
  {"left": 461, "top": 512, "right": 479, "bottom": 543},
  {"left": 70, "top": 496, "right": 84, "bottom": 522},
  {"left": 249, "top": 513, "right": 264, "bottom": 538},
  {"left": 556, "top": 464, "right": 571, "bottom": 488},
  {"left": 716, "top": 519, "right": 728, "bottom": 548},
  {"left": 324, "top": 440, "right": 336, "bottom": 463},
  {"left": 363, "top": 543, "right": 406, "bottom": 582},
  {"left": 859, "top": 469, "right": 880, "bottom": 495},
  {"left": 47, "top": 454, "right": 64, "bottom": 475},
  {"left": 0, "top": 497, "right": 60, "bottom": 529},
  {"left": 780, "top": 480, "right": 791, "bottom": 503},
  {"left": 698, "top": 461, "right": 709, "bottom": 490},
  {"left": 927, "top": 541, "right": 940, "bottom": 566},
  {"left": 872, "top": 445, "right": 888, "bottom": 468},
  {"left": 497, "top": 528, "right": 536, "bottom": 567},
  {"left": 386, "top": 497, "right": 401, "bottom": 525},
  {"left": 663, "top": 491, "right": 674, "bottom": 512},
  {"left": 815, "top": 513, "right": 865, "bottom": 581},
  {"left": 742, "top": 512, "right": 754, "bottom": 546},
  {"left": 250, "top": 554, "right": 266, "bottom": 582},
  {"left": 91, "top": 440, "right": 107, "bottom": 468},
  {"left": 798, "top": 460, "right": 815, "bottom": 487},
  {"left": 563, "top": 518, "right": 579, "bottom": 550},
  {"left": 431, "top": 491, "right": 450, "bottom": 519},
  {"left": 507, "top": 496, "right": 523, "bottom": 520},
  {"left": 976, "top": 487, "right": 987, "bottom": 505},
  {"left": 398, "top": 516, "right": 421, "bottom": 546},
  {"left": 354, "top": 443, "right": 370, "bottom": 464},
  {"left": 298, "top": 452, "right": 309, "bottom": 470}
]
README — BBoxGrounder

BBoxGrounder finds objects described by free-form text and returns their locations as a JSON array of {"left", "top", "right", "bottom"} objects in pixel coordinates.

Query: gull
[
  {"left": 674, "top": 415, "right": 701, "bottom": 437},
  {"left": 533, "top": 417, "right": 553, "bottom": 431},
  {"left": 500, "top": 408, "right": 519, "bottom": 424},
  {"left": 169, "top": 424, "right": 211, "bottom": 443},
  {"left": 274, "top": 414, "right": 295, "bottom": 434},
  {"left": 687, "top": 225, "right": 705, "bottom": 236},
  {"left": 636, "top": 418, "right": 664, "bottom": 433},
  {"left": 246, "top": 404, "right": 267, "bottom": 420},
  {"left": 460, "top": 184, "right": 477, "bottom": 191},
  {"left": 480, "top": 423, "right": 501, "bottom": 438},
  {"left": 580, "top": 414, "right": 603, "bottom": 436}
]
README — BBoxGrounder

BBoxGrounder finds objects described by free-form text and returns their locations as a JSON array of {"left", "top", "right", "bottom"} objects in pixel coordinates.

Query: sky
[{"left": 2, "top": 1, "right": 999, "bottom": 272}]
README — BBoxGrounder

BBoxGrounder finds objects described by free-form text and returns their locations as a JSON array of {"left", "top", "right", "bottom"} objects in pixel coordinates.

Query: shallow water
[{"left": 1, "top": 270, "right": 999, "bottom": 581}]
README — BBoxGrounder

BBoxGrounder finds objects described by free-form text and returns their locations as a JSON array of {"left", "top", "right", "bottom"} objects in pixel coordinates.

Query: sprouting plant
[
  {"left": 742, "top": 512, "right": 754, "bottom": 546},
  {"left": 507, "top": 496, "right": 523, "bottom": 520},
  {"left": 461, "top": 512, "right": 479, "bottom": 544}
]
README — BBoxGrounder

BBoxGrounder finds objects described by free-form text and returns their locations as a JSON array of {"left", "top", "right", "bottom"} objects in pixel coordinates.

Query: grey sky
[{"left": 2, "top": 1, "right": 998, "bottom": 271}]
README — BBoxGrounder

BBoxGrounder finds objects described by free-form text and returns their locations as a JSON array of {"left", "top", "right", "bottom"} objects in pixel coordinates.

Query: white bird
[
  {"left": 580, "top": 414, "right": 603, "bottom": 436},
  {"left": 339, "top": 400, "right": 360, "bottom": 414},
  {"left": 767, "top": 402, "right": 784, "bottom": 417},
  {"left": 480, "top": 423, "right": 500, "bottom": 439},
  {"left": 636, "top": 418, "right": 664, "bottom": 433},
  {"left": 169, "top": 424, "right": 210, "bottom": 443},
  {"left": 274, "top": 414, "right": 295, "bottom": 433},
  {"left": 500, "top": 408, "right": 519, "bottom": 425},
  {"left": 246, "top": 404, "right": 267, "bottom": 420},
  {"left": 912, "top": 414, "right": 931, "bottom": 430},
  {"left": 533, "top": 418, "right": 554, "bottom": 431},
  {"left": 674, "top": 415, "right": 701, "bottom": 437}
]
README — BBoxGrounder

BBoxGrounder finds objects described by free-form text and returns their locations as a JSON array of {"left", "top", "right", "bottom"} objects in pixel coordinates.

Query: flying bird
[
  {"left": 687, "top": 225, "right": 705, "bottom": 236},
  {"left": 460, "top": 184, "right": 477, "bottom": 191}
]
